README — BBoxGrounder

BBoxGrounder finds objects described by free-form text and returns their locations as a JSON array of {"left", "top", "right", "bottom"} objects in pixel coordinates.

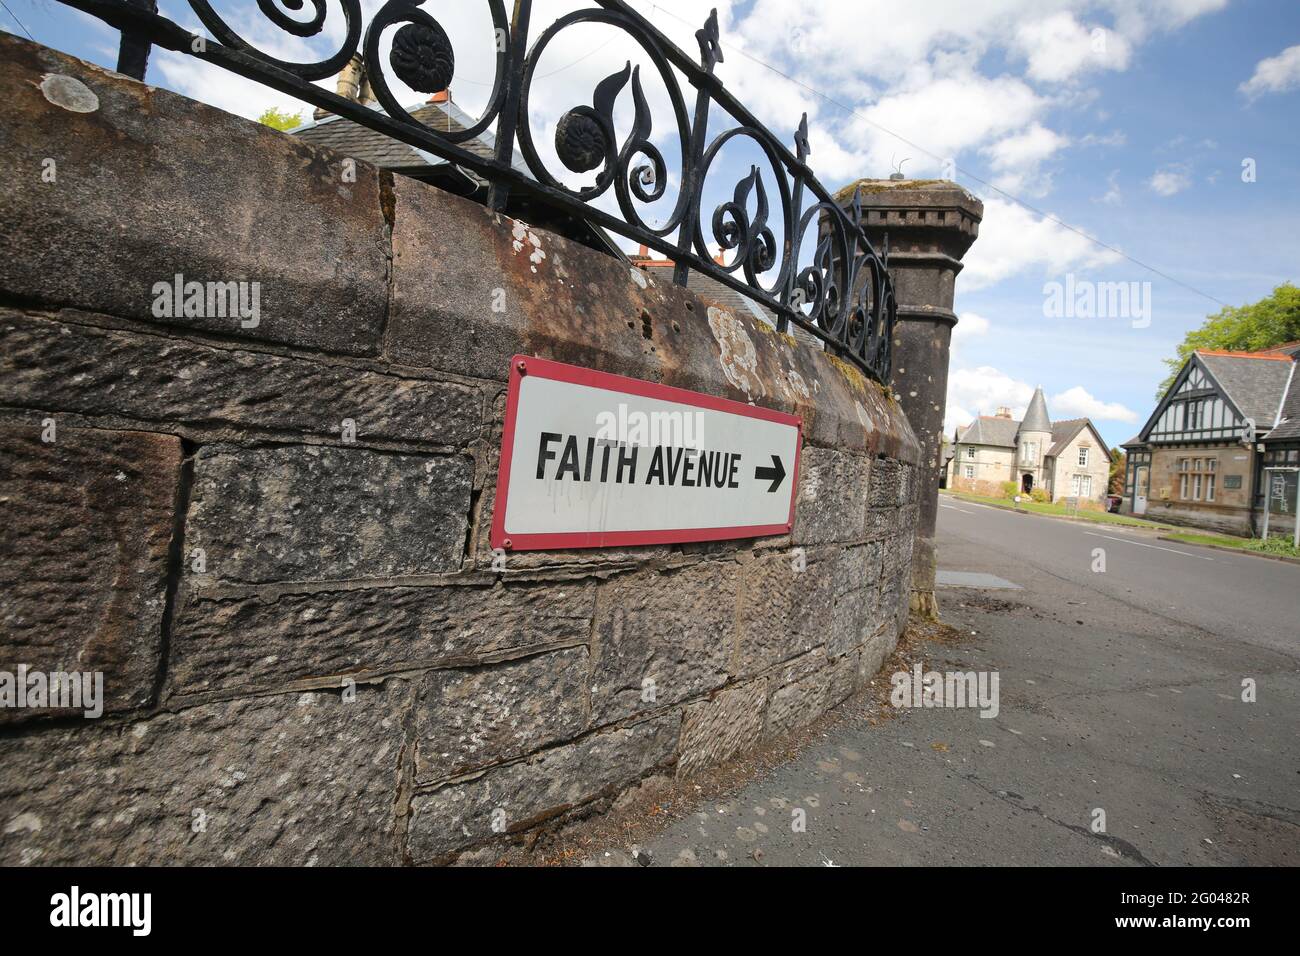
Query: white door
[{"left": 1134, "top": 466, "right": 1149, "bottom": 515}]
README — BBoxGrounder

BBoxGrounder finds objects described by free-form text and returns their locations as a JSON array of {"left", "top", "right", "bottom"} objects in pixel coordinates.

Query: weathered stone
[
  {"left": 0, "top": 37, "right": 389, "bottom": 356},
  {"left": 868, "top": 457, "right": 903, "bottom": 509},
  {"left": 763, "top": 667, "right": 833, "bottom": 740},
  {"left": 167, "top": 580, "right": 596, "bottom": 698},
  {"left": 0, "top": 681, "right": 411, "bottom": 865},
  {"left": 414, "top": 647, "right": 590, "bottom": 783},
  {"left": 859, "top": 626, "right": 896, "bottom": 683},
  {"left": 0, "top": 425, "right": 180, "bottom": 721},
  {"left": 0, "top": 311, "right": 482, "bottom": 446},
  {"left": 793, "top": 447, "right": 871, "bottom": 545},
  {"left": 827, "top": 652, "right": 858, "bottom": 707},
  {"left": 734, "top": 549, "right": 835, "bottom": 677},
  {"left": 590, "top": 561, "right": 734, "bottom": 723},
  {"left": 185, "top": 444, "right": 472, "bottom": 585},
  {"left": 677, "top": 679, "right": 767, "bottom": 776},
  {"left": 407, "top": 712, "right": 680, "bottom": 861},
  {"left": 828, "top": 544, "right": 882, "bottom": 657}
]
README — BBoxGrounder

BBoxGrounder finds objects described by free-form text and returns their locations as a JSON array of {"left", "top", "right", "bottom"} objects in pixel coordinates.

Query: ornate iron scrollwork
[{"left": 56, "top": 0, "right": 897, "bottom": 385}]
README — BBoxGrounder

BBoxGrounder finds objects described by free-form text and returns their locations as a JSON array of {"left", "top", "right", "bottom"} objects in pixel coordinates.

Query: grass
[
  {"left": 942, "top": 490, "right": 1174, "bottom": 530},
  {"left": 1163, "top": 531, "right": 1300, "bottom": 559}
]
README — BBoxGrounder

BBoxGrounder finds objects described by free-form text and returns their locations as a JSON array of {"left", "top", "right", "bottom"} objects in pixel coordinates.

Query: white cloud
[
  {"left": 981, "top": 123, "right": 1069, "bottom": 195},
  {"left": 961, "top": 197, "right": 1121, "bottom": 291},
  {"left": 1148, "top": 164, "right": 1192, "bottom": 196},
  {"left": 950, "top": 311, "right": 991, "bottom": 364},
  {"left": 947, "top": 371, "right": 1138, "bottom": 433},
  {"left": 1014, "top": 13, "right": 1132, "bottom": 84},
  {"left": 1095, "top": 170, "right": 1122, "bottom": 205},
  {"left": 953, "top": 311, "right": 991, "bottom": 341},
  {"left": 1050, "top": 385, "right": 1138, "bottom": 422},
  {"left": 1239, "top": 44, "right": 1300, "bottom": 100},
  {"left": 839, "top": 70, "right": 1050, "bottom": 180},
  {"left": 945, "top": 365, "right": 1034, "bottom": 432}
]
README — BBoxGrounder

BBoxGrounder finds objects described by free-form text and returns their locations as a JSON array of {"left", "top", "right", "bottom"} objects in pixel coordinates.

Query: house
[
  {"left": 947, "top": 387, "right": 1112, "bottom": 503},
  {"left": 1122, "top": 343, "right": 1300, "bottom": 536}
]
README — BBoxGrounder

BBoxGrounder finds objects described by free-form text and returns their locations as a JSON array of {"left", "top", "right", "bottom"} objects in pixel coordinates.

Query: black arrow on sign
[{"left": 754, "top": 455, "right": 786, "bottom": 493}]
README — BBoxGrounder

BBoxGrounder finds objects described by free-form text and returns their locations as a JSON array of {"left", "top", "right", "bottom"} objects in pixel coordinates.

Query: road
[{"left": 583, "top": 500, "right": 1300, "bottom": 866}]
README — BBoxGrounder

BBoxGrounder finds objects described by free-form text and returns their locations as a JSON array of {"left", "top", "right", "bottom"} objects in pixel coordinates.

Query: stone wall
[{"left": 0, "top": 36, "right": 920, "bottom": 865}]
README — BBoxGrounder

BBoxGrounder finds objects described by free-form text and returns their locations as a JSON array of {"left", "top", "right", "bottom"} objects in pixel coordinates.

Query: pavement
[{"left": 584, "top": 498, "right": 1300, "bottom": 866}]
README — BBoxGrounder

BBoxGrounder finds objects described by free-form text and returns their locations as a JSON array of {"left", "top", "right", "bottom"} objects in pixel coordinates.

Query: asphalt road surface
[{"left": 587, "top": 500, "right": 1300, "bottom": 866}]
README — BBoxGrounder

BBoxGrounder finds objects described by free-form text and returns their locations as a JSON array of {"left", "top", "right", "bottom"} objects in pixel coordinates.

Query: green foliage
[
  {"left": 1108, "top": 448, "right": 1126, "bottom": 496},
  {"left": 257, "top": 107, "right": 303, "bottom": 132},
  {"left": 1030, "top": 487, "right": 1049, "bottom": 503},
  {"left": 1252, "top": 535, "right": 1300, "bottom": 557},
  {"left": 1000, "top": 481, "right": 1019, "bottom": 499},
  {"left": 1157, "top": 282, "right": 1300, "bottom": 397}
]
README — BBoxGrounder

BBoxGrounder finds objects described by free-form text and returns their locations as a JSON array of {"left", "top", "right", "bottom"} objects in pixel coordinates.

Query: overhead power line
[
  {"left": 1, "top": 0, "right": 36, "bottom": 41},
  {"left": 639, "top": 0, "right": 1230, "bottom": 309}
]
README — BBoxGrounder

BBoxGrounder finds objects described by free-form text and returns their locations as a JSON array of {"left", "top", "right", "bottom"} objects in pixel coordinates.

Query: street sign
[{"left": 490, "top": 355, "right": 802, "bottom": 550}]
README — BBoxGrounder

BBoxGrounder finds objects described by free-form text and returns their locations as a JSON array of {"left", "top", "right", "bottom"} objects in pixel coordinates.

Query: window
[
  {"left": 1178, "top": 457, "right": 1216, "bottom": 501},
  {"left": 964, "top": 465, "right": 975, "bottom": 479},
  {"left": 1071, "top": 475, "right": 1093, "bottom": 497},
  {"left": 966, "top": 447, "right": 975, "bottom": 459},
  {"left": 1021, "top": 442, "right": 1037, "bottom": 464},
  {"left": 1078, "top": 447, "right": 1090, "bottom": 467}
]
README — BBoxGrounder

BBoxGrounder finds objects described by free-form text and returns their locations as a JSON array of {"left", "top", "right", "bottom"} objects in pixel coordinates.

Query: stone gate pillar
[{"left": 842, "top": 179, "right": 982, "bottom": 618}]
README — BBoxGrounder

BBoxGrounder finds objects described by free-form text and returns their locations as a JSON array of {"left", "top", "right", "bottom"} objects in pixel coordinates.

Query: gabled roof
[
  {"left": 1196, "top": 350, "right": 1294, "bottom": 429},
  {"left": 1046, "top": 418, "right": 1110, "bottom": 460},
  {"left": 1265, "top": 360, "right": 1300, "bottom": 441},
  {"left": 956, "top": 416, "right": 1019, "bottom": 447},
  {"left": 1138, "top": 347, "right": 1298, "bottom": 443}
]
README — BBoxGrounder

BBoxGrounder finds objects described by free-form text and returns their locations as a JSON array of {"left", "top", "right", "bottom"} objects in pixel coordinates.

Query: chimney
[
  {"left": 636, "top": 244, "right": 649, "bottom": 259},
  {"left": 995, "top": 406, "right": 1011, "bottom": 418},
  {"left": 428, "top": 88, "right": 452, "bottom": 104},
  {"left": 314, "top": 54, "right": 371, "bottom": 119}
]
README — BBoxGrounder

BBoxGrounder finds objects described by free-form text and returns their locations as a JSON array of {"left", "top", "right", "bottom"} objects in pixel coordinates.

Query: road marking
[
  {"left": 939, "top": 504, "right": 974, "bottom": 514},
  {"left": 1083, "top": 531, "right": 1213, "bottom": 560}
]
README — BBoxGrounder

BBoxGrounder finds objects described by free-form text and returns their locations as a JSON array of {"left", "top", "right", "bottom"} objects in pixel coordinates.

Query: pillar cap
[{"left": 837, "top": 178, "right": 983, "bottom": 258}]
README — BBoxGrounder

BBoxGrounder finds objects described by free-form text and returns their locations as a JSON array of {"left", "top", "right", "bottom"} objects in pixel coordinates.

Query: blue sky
[{"left": 4, "top": 0, "right": 1299, "bottom": 448}]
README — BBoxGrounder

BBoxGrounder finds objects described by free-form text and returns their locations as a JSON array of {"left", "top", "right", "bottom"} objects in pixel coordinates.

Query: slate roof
[
  {"left": 1197, "top": 350, "right": 1295, "bottom": 430},
  {"left": 290, "top": 100, "right": 530, "bottom": 179},
  {"left": 1265, "top": 361, "right": 1300, "bottom": 441},
  {"left": 1047, "top": 418, "right": 1110, "bottom": 460},
  {"left": 957, "top": 415, "right": 1020, "bottom": 447},
  {"left": 1021, "top": 386, "right": 1051, "bottom": 432}
]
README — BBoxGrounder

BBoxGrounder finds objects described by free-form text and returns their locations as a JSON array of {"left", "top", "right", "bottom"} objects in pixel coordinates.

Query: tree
[
  {"left": 1108, "top": 448, "right": 1126, "bottom": 496},
  {"left": 1156, "top": 282, "right": 1300, "bottom": 397},
  {"left": 257, "top": 107, "right": 303, "bottom": 132}
]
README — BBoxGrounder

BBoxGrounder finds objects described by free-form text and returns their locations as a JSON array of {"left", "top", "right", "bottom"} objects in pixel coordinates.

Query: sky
[{"left": 4, "top": 0, "right": 1299, "bottom": 449}]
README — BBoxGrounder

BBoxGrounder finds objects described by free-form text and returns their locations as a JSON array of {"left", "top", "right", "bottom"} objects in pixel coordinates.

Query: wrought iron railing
[{"left": 54, "top": 0, "right": 897, "bottom": 384}]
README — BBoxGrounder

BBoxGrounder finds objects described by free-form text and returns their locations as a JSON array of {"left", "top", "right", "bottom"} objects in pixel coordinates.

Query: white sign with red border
[{"left": 490, "top": 355, "right": 802, "bottom": 551}]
